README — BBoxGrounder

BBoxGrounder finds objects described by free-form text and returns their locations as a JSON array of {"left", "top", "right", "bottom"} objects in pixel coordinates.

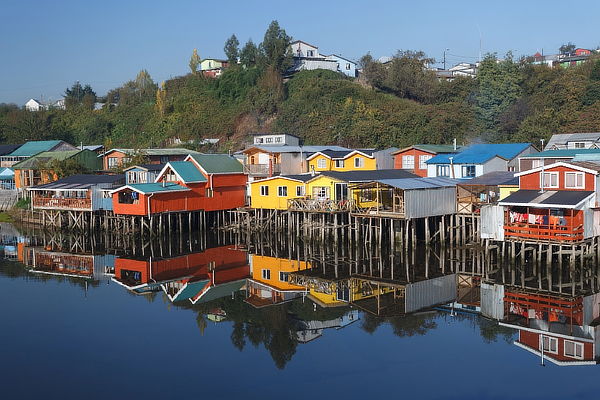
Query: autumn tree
[
  {"left": 189, "top": 48, "right": 201, "bottom": 74},
  {"left": 224, "top": 34, "right": 240, "bottom": 65}
]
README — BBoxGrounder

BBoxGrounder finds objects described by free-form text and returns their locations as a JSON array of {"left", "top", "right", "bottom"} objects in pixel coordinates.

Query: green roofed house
[
  {"left": 13, "top": 149, "right": 102, "bottom": 189},
  {"left": 185, "top": 153, "right": 244, "bottom": 174},
  {"left": 0, "top": 140, "right": 77, "bottom": 168},
  {"left": 101, "top": 148, "right": 201, "bottom": 170}
]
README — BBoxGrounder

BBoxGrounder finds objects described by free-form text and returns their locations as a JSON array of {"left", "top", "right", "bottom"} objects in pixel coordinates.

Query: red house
[
  {"left": 111, "top": 154, "right": 246, "bottom": 216},
  {"left": 392, "top": 144, "right": 459, "bottom": 177},
  {"left": 498, "top": 161, "right": 600, "bottom": 242}
]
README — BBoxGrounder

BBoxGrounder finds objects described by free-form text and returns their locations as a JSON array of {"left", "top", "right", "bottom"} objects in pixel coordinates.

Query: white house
[
  {"left": 288, "top": 40, "right": 343, "bottom": 75},
  {"left": 25, "top": 99, "right": 44, "bottom": 111},
  {"left": 251, "top": 133, "right": 301, "bottom": 146},
  {"left": 544, "top": 132, "right": 600, "bottom": 151},
  {"left": 325, "top": 54, "right": 357, "bottom": 77}
]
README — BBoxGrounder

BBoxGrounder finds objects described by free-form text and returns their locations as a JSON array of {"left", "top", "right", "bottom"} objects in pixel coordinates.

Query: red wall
[
  {"left": 519, "top": 166, "right": 595, "bottom": 191},
  {"left": 393, "top": 148, "right": 434, "bottom": 177},
  {"left": 519, "top": 330, "right": 594, "bottom": 361}
]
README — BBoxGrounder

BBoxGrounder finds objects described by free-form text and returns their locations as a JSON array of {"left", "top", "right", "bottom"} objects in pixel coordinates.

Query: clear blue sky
[{"left": 1, "top": 0, "right": 599, "bottom": 104}]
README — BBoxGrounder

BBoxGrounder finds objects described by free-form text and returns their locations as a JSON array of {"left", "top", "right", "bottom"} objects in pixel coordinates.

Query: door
[{"left": 335, "top": 183, "right": 348, "bottom": 201}]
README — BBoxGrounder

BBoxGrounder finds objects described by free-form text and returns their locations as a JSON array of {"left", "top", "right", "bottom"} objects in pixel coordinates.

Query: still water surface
[{"left": 0, "top": 224, "right": 598, "bottom": 400}]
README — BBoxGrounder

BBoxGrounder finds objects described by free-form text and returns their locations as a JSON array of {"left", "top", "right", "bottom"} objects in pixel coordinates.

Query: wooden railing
[
  {"left": 504, "top": 223, "right": 584, "bottom": 242},
  {"left": 32, "top": 197, "right": 92, "bottom": 210},
  {"left": 288, "top": 198, "right": 356, "bottom": 212},
  {"left": 244, "top": 164, "right": 281, "bottom": 175}
]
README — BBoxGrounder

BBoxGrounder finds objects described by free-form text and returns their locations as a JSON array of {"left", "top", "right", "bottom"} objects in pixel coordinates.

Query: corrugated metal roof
[
  {"left": 392, "top": 144, "right": 461, "bottom": 155},
  {"left": 545, "top": 133, "right": 600, "bottom": 150},
  {"left": 30, "top": 174, "right": 124, "bottom": 190},
  {"left": 571, "top": 153, "right": 600, "bottom": 162},
  {"left": 427, "top": 143, "right": 533, "bottom": 164},
  {"left": 125, "top": 182, "right": 190, "bottom": 194},
  {"left": 458, "top": 171, "right": 518, "bottom": 186},
  {"left": 187, "top": 154, "right": 243, "bottom": 174},
  {"left": 279, "top": 174, "right": 315, "bottom": 182},
  {"left": 317, "top": 169, "right": 418, "bottom": 182},
  {"left": 12, "top": 150, "right": 83, "bottom": 169},
  {"left": 168, "top": 161, "right": 207, "bottom": 182},
  {"left": 123, "top": 163, "right": 166, "bottom": 172},
  {"left": 105, "top": 148, "right": 200, "bottom": 156},
  {"left": 7, "top": 140, "right": 66, "bottom": 157},
  {"left": 0, "top": 144, "right": 22, "bottom": 156},
  {"left": 499, "top": 189, "right": 594, "bottom": 208},
  {"left": 522, "top": 148, "right": 600, "bottom": 158},
  {"left": 374, "top": 177, "right": 458, "bottom": 190},
  {"left": 244, "top": 145, "right": 350, "bottom": 154}
]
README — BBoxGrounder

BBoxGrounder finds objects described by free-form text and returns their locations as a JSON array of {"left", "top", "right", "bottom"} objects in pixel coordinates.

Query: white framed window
[
  {"left": 574, "top": 142, "right": 586, "bottom": 149},
  {"left": 260, "top": 185, "right": 269, "bottom": 196},
  {"left": 532, "top": 159, "right": 543, "bottom": 169},
  {"left": 265, "top": 137, "right": 273, "bottom": 143},
  {"left": 402, "top": 155, "right": 414, "bottom": 169},
  {"left": 205, "top": 188, "right": 214, "bottom": 198},
  {"left": 313, "top": 186, "right": 329, "bottom": 200},
  {"left": 317, "top": 158, "right": 327, "bottom": 169},
  {"left": 462, "top": 165, "right": 476, "bottom": 178},
  {"left": 296, "top": 185, "right": 305, "bottom": 197},
  {"left": 277, "top": 186, "right": 287, "bottom": 197},
  {"left": 542, "top": 172, "right": 559, "bottom": 188},
  {"left": 437, "top": 165, "right": 450, "bottom": 177},
  {"left": 565, "top": 172, "right": 584, "bottom": 189},
  {"left": 345, "top": 63, "right": 351, "bottom": 70},
  {"left": 108, "top": 157, "right": 119, "bottom": 168},
  {"left": 275, "top": 136, "right": 282, "bottom": 143},
  {"left": 419, "top": 155, "right": 432, "bottom": 169},
  {"left": 564, "top": 340, "right": 584, "bottom": 359},
  {"left": 279, "top": 271, "right": 289, "bottom": 282},
  {"left": 354, "top": 157, "right": 364, "bottom": 168},
  {"left": 261, "top": 269, "right": 270, "bottom": 280},
  {"left": 335, "top": 159, "right": 345, "bottom": 168},
  {"left": 307, "top": 50, "right": 314, "bottom": 57},
  {"left": 540, "top": 336, "right": 558, "bottom": 354}
]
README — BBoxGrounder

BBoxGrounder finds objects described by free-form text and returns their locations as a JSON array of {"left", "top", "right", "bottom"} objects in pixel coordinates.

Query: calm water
[{"left": 0, "top": 224, "right": 599, "bottom": 400}]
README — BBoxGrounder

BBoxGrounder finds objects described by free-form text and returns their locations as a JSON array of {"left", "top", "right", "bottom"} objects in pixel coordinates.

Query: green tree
[
  {"left": 64, "top": 82, "right": 96, "bottom": 109},
  {"left": 189, "top": 48, "right": 201, "bottom": 74},
  {"left": 239, "top": 39, "right": 258, "bottom": 67},
  {"left": 224, "top": 34, "right": 240, "bottom": 65},
  {"left": 259, "top": 20, "right": 292, "bottom": 73},
  {"left": 559, "top": 42, "right": 576, "bottom": 55}
]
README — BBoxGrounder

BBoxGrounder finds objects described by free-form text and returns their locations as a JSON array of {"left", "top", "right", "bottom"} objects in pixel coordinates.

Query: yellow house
[
  {"left": 250, "top": 175, "right": 311, "bottom": 210},
  {"left": 245, "top": 255, "right": 311, "bottom": 307},
  {"left": 307, "top": 150, "right": 376, "bottom": 173},
  {"left": 305, "top": 172, "right": 380, "bottom": 208},
  {"left": 498, "top": 183, "right": 519, "bottom": 200}
]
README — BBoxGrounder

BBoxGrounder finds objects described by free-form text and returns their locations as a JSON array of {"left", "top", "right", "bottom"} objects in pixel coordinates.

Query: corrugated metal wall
[
  {"left": 404, "top": 187, "right": 456, "bottom": 219},
  {"left": 404, "top": 274, "right": 457, "bottom": 313},
  {"left": 480, "top": 282, "right": 504, "bottom": 320},
  {"left": 481, "top": 205, "right": 505, "bottom": 241},
  {"left": 584, "top": 208, "right": 594, "bottom": 239}
]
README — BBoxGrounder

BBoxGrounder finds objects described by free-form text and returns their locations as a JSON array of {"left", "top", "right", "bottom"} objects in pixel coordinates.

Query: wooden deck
[
  {"left": 288, "top": 198, "right": 355, "bottom": 213},
  {"left": 32, "top": 197, "right": 92, "bottom": 211}
]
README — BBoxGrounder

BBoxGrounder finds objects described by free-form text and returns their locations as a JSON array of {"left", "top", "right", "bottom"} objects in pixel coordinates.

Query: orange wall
[
  {"left": 393, "top": 149, "right": 434, "bottom": 177},
  {"left": 520, "top": 166, "right": 595, "bottom": 191}
]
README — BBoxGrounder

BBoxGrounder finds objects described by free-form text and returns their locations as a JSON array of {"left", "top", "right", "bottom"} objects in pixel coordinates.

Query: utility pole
[{"left": 443, "top": 48, "right": 449, "bottom": 70}]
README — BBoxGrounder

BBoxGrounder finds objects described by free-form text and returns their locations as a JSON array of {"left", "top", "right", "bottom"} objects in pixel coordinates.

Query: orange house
[
  {"left": 111, "top": 154, "right": 247, "bottom": 216},
  {"left": 392, "top": 144, "right": 459, "bottom": 177},
  {"left": 499, "top": 161, "right": 600, "bottom": 242}
]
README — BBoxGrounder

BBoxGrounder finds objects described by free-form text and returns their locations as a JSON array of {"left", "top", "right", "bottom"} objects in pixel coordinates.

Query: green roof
[
  {"left": 7, "top": 140, "right": 66, "bottom": 157},
  {"left": 12, "top": 150, "right": 82, "bottom": 169},
  {"left": 188, "top": 154, "right": 244, "bottom": 174},
  {"left": 171, "top": 279, "right": 210, "bottom": 302},
  {"left": 107, "top": 148, "right": 200, "bottom": 156},
  {"left": 126, "top": 182, "right": 190, "bottom": 194},
  {"left": 167, "top": 161, "right": 206, "bottom": 183},
  {"left": 522, "top": 149, "right": 600, "bottom": 158}
]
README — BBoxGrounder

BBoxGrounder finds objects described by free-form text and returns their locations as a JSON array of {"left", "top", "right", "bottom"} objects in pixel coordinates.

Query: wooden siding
[
  {"left": 520, "top": 165, "right": 595, "bottom": 191},
  {"left": 393, "top": 148, "right": 434, "bottom": 177}
]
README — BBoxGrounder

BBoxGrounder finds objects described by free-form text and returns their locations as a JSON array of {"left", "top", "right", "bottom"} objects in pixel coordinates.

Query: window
[
  {"left": 564, "top": 340, "right": 584, "bottom": 359},
  {"left": 160, "top": 156, "right": 169, "bottom": 163},
  {"left": 419, "top": 155, "right": 432, "bottom": 169},
  {"left": 437, "top": 165, "right": 450, "bottom": 177},
  {"left": 359, "top": 189, "right": 374, "bottom": 202},
  {"left": 205, "top": 188, "right": 214, "bottom": 197},
  {"left": 345, "top": 63, "right": 351, "bottom": 70},
  {"left": 540, "top": 336, "right": 558, "bottom": 354},
  {"left": 279, "top": 271, "right": 289, "bottom": 282},
  {"left": 402, "top": 155, "right": 414, "bottom": 169},
  {"left": 574, "top": 142, "right": 586, "bottom": 149},
  {"left": 265, "top": 137, "right": 273, "bottom": 143},
  {"left": 565, "top": 172, "right": 584, "bottom": 189},
  {"left": 335, "top": 159, "right": 345, "bottom": 168},
  {"left": 256, "top": 138, "right": 264, "bottom": 144},
  {"left": 542, "top": 172, "right": 559, "bottom": 188},
  {"left": 262, "top": 269, "right": 270, "bottom": 280},
  {"left": 307, "top": 50, "right": 314, "bottom": 57},
  {"left": 354, "top": 157, "right": 364, "bottom": 168},
  {"left": 532, "top": 159, "right": 543, "bottom": 169},
  {"left": 275, "top": 136, "right": 282, "bottom": 143},
  {"left": 260, "top": 185, "right": 269, "bottom": 196},
  {"left": 296, "top": 185, "right": 305, "bottom": 197},
  {"left": 277, "top": 186, "right": 287, "bottom": 197},
  {"left": 313, "top": 186, "right": 329, "bottom": 200},
  {"left": 462, "top": 165, "right": 476, "bottom": 178},
  {"left": 317, "top": 158, "right": 327, "bottom": 169},
  {"left": 108, "top": 157, "right": 119, "bottom": 168}
]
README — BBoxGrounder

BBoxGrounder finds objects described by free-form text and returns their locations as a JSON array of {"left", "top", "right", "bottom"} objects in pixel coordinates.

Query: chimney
[
  {"left": 453, "top": 138, "right": 457, "bottom": 151},
  {"left": 162, "top": 176, "right": 166, "bottom": 187}
]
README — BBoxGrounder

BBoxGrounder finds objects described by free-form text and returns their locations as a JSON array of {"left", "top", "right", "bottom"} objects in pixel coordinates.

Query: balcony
[
  {"left": 244, "top": 163, "right": 281, "bottom": 176},
  {"left": 32, "top": 196, "right": 92, "bottom": 211},
  {"left": 504, "top": 209, "right": 583, "bottom": 242},
  {"left": 288, "top": 198, "right": 356, "bottom": 212}
]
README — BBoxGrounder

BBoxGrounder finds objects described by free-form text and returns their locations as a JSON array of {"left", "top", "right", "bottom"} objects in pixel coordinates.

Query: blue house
[
  {"left": 325, "top": 54, "right": 357, "bottom": 77},
  {"left": 123, "top": 164, "right": 165, "bottom": 184},
  {"left": 426, "top": 143, "right": 536, "bottom": 179}
]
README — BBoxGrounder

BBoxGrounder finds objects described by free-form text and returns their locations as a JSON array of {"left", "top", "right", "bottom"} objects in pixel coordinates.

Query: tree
[
  {"left": 224, "top": 34, "right": 240, "bottom": 65},
  {"left": 189, "top": 48, "right": 201, "bottom": 74},
  {"left": 559, "top": 42, "right": 576, "bottom": 56},
  {"left": 65, "top": 82, "right": 96, "bottom": 109},
  {"left": 590, "top": 60, "right": 600, "bottom": 81},
  {"left": 259, "top": 20, "right": 292, "bottom": 73},
  {"left": 155, "top": 82, "right": 167, "bottom": 116},
  {"left": 239, "top": 39, "right": 258, "bottom": 67}
]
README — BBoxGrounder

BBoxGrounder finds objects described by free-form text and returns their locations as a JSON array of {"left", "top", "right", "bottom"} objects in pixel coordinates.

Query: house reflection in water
[
  {"left": 245, "top": 255, "right": 310, "bottom": 308},
  {"left": 25, "top": 246, "right": 116, "bottom": 281},
  {"left": 294, "top": 310, "right": 359, "bottom": 343},
  {"left": 112, "top": 245, "right": 249, "bottom": 303}
]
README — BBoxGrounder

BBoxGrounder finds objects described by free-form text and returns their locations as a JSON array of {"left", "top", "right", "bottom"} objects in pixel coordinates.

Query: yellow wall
[
  {"left": 250, "top": 177, "right": 305, "bottom": 210},
  {"left": 309, "top": 290, "right": 346, "bottom": 306},
  {"left": 499, "top": 185, "right": 518, "bottom": 200},
  {"left": 308, "top": 153, "right": 376, "bottom": 172},
  {"left": 306, "top": 175, "right": 377, "bottom": 208},
  {"left": 251, "top": 255, "right": 310, "bottom": 291}
]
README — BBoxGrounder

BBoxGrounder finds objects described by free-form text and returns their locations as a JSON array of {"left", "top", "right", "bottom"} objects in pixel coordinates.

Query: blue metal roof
[{"left": 427, "top": 143, "right": 532, "bottom": 165}]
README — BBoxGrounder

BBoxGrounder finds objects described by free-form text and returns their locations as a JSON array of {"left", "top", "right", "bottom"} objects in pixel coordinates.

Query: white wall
[{"left": 291, "top": 41, "right": 319, "bottom": 58}]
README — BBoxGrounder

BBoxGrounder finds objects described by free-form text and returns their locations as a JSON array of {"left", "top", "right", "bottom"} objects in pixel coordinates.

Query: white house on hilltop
[
  {"left": 25, "top": 98, "right": 66, "bottom": 111},
  {"left": 288, "top": 40, "right": 357, "bottom": 78}
]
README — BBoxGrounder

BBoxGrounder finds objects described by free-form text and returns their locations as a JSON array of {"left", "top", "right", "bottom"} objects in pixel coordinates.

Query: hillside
[{"left": 2, "top": 53, "right": 600, "bottom": 151}]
